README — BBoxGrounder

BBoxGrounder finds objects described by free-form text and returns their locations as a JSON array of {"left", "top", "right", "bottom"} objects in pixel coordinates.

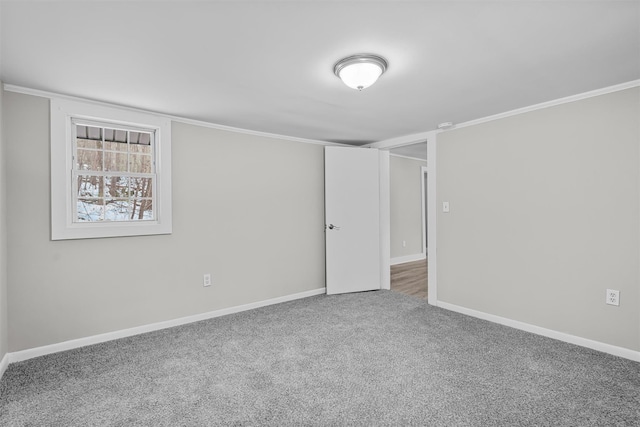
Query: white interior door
[{"left": 325, "top": 146, "right": 381, "bottom": 295}]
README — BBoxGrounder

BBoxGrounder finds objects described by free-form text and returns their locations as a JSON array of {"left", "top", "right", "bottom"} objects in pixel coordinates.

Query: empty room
[{"left": 0, "top": 1, "right": 639, "bottom": 425}]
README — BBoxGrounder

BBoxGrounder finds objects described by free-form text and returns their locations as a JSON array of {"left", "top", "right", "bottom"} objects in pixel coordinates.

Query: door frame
[
  {"left": 364, "top": 130, "right": 438, "bottom": 306},
  {"left": 421, "top": 166, "right": 428, "bottom": 255},
  {"left": 380, "top": 151, "right": 391, "bottom": 290}
]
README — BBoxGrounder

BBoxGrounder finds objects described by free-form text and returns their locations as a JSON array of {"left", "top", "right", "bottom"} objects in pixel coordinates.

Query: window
[
  {"left": 51, "top": 98, "right": 172, "bottom": 240},
  {"left": 74, "top": 121, "right": 156, "bottom": 222}
]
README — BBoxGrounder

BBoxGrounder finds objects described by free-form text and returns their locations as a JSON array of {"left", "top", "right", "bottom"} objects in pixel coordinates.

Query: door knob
[{"left": 328, "top": 224, "right": 341, "bottom": 230}]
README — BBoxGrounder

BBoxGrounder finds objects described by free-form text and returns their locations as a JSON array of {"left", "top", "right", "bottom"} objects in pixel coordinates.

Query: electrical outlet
[
  {"left": 203, "top": 274, "right": 212, "bottom": 287},
  {"left": 606, "top": 289, "right": 619, "bottom": 306},
  {"left": 402, "top": 240, "right": 406, "bottom": 247}
]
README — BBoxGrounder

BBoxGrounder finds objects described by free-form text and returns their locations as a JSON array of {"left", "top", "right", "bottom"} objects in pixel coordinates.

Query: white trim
[
  {"left": 174, "top": 116, "right": 348, "bottom": 147},
  {"left": 3, "top": 84, "right": 343, "bottom": 147},
  {"left": 51, "top": 98, "right": 173, "bottom": 240},
  {"left": 437, "top": 301, "right": 640, "bottom": 363},
  {"left": 379, "top": 151, "right": 391, "bottom": 290},
  {"left": 426, "top": 133, "right": 437, "bottom": 306},
  {"left": 376, "top": 130, "right": 438, "bottom": 305},
  {"left": 421, "top": 166, "right": 428, "bottom": 254},
  {"left": 8, "top": 287, "right": 326, "bottom": 364},
  {"left": 391, "top": 252, "right": 426, "bottom": 266},
  {"left": 450, "top": 80, "right": 640, "bottom": 131},
  {"left": 0, "top": 352, "right": 9, "bottom": 381},
  {"left": 389, "top": 153, "right": 426, "bottom": 162},
  {"left": 364, "top": 134, "right": 429, "bottom": 150}
]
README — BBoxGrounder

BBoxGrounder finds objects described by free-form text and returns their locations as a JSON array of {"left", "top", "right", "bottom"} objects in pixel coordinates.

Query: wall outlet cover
[{"left": 606, "top": 289, "right": 619, "bottom": 306}]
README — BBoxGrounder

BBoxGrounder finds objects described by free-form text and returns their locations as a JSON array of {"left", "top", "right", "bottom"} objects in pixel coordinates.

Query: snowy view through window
[{"left": 74, "top": 124, "right": 155, "bottom": 222}]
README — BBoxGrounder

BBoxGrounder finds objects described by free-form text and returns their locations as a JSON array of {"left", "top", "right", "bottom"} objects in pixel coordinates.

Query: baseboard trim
[
  {"left": 437, "top": 301, "right": 640, "bottom": 362},
  {"left": 9, "top": 287, "right": 326, "bottom": 364},
  {"left": 390, "top": 253, "right": 426, "bottom": 265},
  {"left": 0, "top": 352, "right": 9, "bottom": 381}
]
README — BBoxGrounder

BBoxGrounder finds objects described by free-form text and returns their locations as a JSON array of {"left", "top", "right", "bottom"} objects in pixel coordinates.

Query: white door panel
[{"left": 325, "top": 146, "right": 381, "bottom": 295}]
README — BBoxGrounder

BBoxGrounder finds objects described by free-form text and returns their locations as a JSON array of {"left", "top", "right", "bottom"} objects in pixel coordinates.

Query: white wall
[
  {"left": 437, "top": 87, "right": 640, "bottom": 352},
  {"left": 0, "top": 84, "right": 8, "bottom": 363},
  {"left": 4, "top": 92, "right": 326, "bottom": 352},
  {"left": 390, "top": 155, "right": 427, "bottom": 260}
]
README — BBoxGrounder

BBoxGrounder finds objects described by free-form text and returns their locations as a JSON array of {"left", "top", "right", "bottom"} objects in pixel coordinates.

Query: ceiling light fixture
[{"left": 334, "top": 54, "right": 388, "bottom": 91}]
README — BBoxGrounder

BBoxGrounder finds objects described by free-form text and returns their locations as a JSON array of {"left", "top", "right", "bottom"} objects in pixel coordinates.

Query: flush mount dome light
[{"left": 334, "top": 54, "right": 388, "bottom": 90}]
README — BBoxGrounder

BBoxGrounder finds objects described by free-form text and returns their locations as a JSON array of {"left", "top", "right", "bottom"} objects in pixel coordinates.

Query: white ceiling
[{"left": 1, "top": 1, "right": 638, "bottom": 146}]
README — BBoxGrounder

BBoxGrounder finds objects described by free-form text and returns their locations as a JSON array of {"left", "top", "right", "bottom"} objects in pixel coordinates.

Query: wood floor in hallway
[{"left": 390, "top": 258, "right": 428, "bottom": 300}]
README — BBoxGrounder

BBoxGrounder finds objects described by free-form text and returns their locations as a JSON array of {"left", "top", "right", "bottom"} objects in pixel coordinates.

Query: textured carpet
[{"left": 1, "top": 290, "right": 639, "bottom": 426}]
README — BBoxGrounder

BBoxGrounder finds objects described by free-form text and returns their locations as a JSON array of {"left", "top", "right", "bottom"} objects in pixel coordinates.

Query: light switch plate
[{"left": 443, "top": 201, "right": 450, "bottom": 213}]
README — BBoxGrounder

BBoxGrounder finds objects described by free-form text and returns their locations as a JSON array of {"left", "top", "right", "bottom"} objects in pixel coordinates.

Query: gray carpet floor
[{"left": 1, "top": 290, "right": 639, "bottom": 426}]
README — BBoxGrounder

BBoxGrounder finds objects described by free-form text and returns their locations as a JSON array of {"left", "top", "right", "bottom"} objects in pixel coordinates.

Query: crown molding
[
  {"left": 365, "top": 130, "right": 436, "bottom": 150},
  {"left": 6, "top": 79, "right": 638, "bottom": 149},
  {"left": 451, "top": 79, "right": 640, "bottom": 131},
  {"left": 367, "top": 79, "right": 640, "bottom": 149},
  {"left": 2, "top": 84, "right": 341, "bottom": 147}
]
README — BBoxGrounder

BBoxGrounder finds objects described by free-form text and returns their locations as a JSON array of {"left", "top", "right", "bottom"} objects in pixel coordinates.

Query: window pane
[
  {"left": 76, "top": 125, "right": 88, "bottom": 139},
  {"left": 129, "top": 154, "right": 153, "bottom": 173},
  {"left": 129, "top": 131, "right": 140, "bottom": 144},
  {"left": 105, "top": 176, "right": 129, "bottom": 198},
  {"left": 104, "top": 128, "right": 128, "bottom": 151},
  {"left": 102, "top": 199, "right": 154, "bottom": 221},
  {"left": 104, "top": 141, "right": 129, "bottom": 152},
  {"left": 105, "top": 199, "right": 132, "bottom": 221},
  {"left": 76, "top": 149, "right": 103, "bottom": 171},
  {"left": 77, "top": 139, "right": 102, "bottom": 150},
  {"left": 104, "top": 151, "right": 128, "bottom": 172},
  {"left": 87, "top": 126, "right": 102, "bottom": 140},
  {"left": 130, "top": 143, "right": 152, "bottom": 155},
  {"left": 76, "top": 125, "right": 102, "bottom": 143},
  {"left": 131, "top": 199, "right": 154, "bottom": 220},
  {"left": 139, "top": 133, "right": 151, "bottom": 146},
  {"left": 130, "top": 177, "right": 153, "bottom": 198},
  {"left": 77, "top": 175, "right": 103, "bottom": 198},
  {"left": 77, "top": 199, "right": 104, "bottom": 222}
]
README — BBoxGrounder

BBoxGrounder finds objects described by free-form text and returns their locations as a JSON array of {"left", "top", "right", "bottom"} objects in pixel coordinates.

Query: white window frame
[{"left": 51, "top": 98, "right": 172, "bottom": 240}]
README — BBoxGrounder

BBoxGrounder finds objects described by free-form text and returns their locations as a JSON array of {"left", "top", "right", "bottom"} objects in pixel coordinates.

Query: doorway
[
  {"left": 390, "top": 259, "right": 427, "bottom": 298},
  {"left": 388, "top": 143, "right": 428, "bottom": 299}
]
